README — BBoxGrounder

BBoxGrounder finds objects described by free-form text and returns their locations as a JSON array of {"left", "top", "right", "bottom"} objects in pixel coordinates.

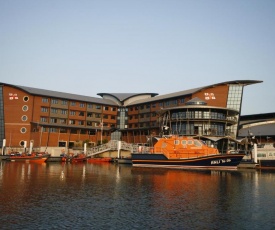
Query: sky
[{"left": 1, "top": 0, "right": 275, "bottom": 115}]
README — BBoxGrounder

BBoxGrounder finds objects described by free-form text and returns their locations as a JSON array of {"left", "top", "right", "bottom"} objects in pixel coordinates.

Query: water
[{"left": 0, "top": 161, "right": 275, "bottom": 230}]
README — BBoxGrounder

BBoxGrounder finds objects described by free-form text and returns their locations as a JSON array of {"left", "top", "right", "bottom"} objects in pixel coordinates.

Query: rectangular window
[
  {"left": 60, "top": 119, "right": 67, "bottom": 124},
  {"left": 60, "top": 128, "right": 67, "bottom": 133},
  {"left": 71, "top": 101, "right": 76, "bottom": 106},
  {"left": 78, "top": 120, "right": 84, "bottom": 125},
  {"left": 61, "top": 100, "right": 68, "bottom": 105},
  {"left": 69, "top": 120, "right": 75, "bottom": 124},
  {"left": 80, "top": 103, "right": 85, "bottom": 108},
  {"left": 42, "top": 98, "right": 48, "bottom": 103},
  {"left": 104, "top": 106, "right": 109, "bottom": 111},
  {"left": 61, "top": 109, "right": 67, "bottom": 115},
  {"left": 49, "top": 128, "right": 57, "bottom": 133},
  {"left": 51, "top": 108, "right": 58, "bottom": 114},
  {"left": 51, "top": 99, "right": 58, "bottom": 104},
  {"left": 41, "top": 107, "right": 48, "bottom": 112},
  {"left": 96, "top": 105, "right": 101, "bottom": 109},
  {"left": 40, "top": 117, "right": 47, "bottom": 122},
  {"left": 50, "top": 118, "right": 58, "bottom": 123},
  {"left": 79, "top": 112, "right": 85, "bottom": 116},
  {"left": 95, "top": 113, "right": 101, "bottom": 118},
  {"left": 70, "top": 111, "right": 76, "bottom": 116},
  {"left": 87, "top": 112, "right": 93, "bottom": 117},
  {"left": 87, "top": 104, "right": 93, "bottom": 108}
]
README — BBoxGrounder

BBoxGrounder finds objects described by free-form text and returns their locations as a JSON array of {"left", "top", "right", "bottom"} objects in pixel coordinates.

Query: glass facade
[
  {"left": 226, "top": 84, "right": 243, "bottom": 137},
  {"left": 169, "top": 108, "right": 232, "bottom": 136},
  {"left": 117, "top": 107, "right": 128, "bottom": 129}
]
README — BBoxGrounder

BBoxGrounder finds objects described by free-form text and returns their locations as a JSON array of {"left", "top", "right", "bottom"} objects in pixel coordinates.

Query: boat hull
[
  {"left": 131, "top": 153, "right": 245, "bottom": 170},
  {"left": 46, "top": 156, "right": 64, "bottom": 162},
  {"left": 5, "top": 155, "right": 48, "bottom": 163},
  {"left": 257, "top": 160, "right": 275, "bottom": 170},
  {"left": 87, "top": 157, "right": 113, "bottom": 163}
]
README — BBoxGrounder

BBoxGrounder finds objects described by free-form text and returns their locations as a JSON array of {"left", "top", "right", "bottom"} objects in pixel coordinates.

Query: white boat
[{"left": 252, "top": 143, "right": 275, "bottom": 169}]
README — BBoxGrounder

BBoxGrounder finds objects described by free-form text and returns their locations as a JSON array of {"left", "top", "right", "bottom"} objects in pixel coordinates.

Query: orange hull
[
  {"left": 87, "top": 157, "right": 112, "bottom": 163},
  {"left": 6, "top": 155, "right": 48, "bottom": 163}
]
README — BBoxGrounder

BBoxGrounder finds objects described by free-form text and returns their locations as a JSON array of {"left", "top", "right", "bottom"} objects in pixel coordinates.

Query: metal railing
[{"left": 86, "top": 140, "right": 150, "bottom": 157}]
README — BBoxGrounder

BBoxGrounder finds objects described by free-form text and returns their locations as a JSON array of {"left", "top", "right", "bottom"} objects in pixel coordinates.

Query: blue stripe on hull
[{"left": 132, "top": 153, "right": 244, "bottom": 168}]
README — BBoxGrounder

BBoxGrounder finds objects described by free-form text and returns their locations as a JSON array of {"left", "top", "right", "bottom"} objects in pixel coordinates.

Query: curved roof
[
  {"left": 127, "top": 80, "right": 262, "bottom": 106},
  {"left": 97, "top": 93, "right": 158, "bottom": 102}
]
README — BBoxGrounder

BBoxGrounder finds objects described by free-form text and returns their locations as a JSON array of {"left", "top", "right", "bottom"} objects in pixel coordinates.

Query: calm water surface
[{"left": 0, "top": 161, "right": 275, "bottom": 230}]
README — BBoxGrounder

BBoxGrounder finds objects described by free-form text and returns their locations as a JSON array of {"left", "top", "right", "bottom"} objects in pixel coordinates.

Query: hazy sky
[{"left": 1, "top": 0, "right": 274, "bottom": 115}]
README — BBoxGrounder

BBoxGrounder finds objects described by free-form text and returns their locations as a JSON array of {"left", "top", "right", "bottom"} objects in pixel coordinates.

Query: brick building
[{"left": 0, "top": 80, "right": 262, "bottom": 154}]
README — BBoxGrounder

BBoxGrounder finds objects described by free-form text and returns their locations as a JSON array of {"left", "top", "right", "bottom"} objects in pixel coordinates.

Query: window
[
  {"left": 61, "top": 100, "right": 68, "bottom": 105},
  {"left": 78, "top": 120, "right": 84, "bottom": 125},
  {"left": 79, "top": 112, "right": 85, "bottom": 116},
  {"left": 70, "top": 129, "right": 77, "bottom": 134},
  {"left": 50, "top": 118, "right": 58, "bottom": 123},
  {"left": 71, "top": 101, "right": 76, "bottom": 106},
  {"left": 69, "top": 120, "right": 75, "bottom": 124},
  {"left": 51, "top": 99, "right": 58, "bottom": 104},
  {"left": 20, "top": 127, "right": 27, "bottom": 133},
  {"left": 49, "top": 128, "right": 57, "bottom": 133},
  {"left": 104, "top": 106, "right": 109, "bottom": 111},
  {"left": 41, "top": 107, "right": 48, "bottom": 112},
  {"left": 80, "top": 103, "right": 85, "bottom": 108},
  {"left": 111, "top": 107, "right": 116, "bottom": 111},
  {"left": 70, "top": 111, "right": 76, "bottom": 116},
  {"left": 60, "top": 128, "right": 67, "bottom": 133},
  {"left": 51, "top": 108, "right": 58, "bottom": 114},
  {"left": 61, "top": 109, "right": 67, "bottom": 115},
  {"left": 87, "top": 112, "right": 93, "bottom": 117},
  {"left": 21, "top": 115, "right": 28, "bottom": 121},
  {"left": 60, "top": 119, "right": 67, "bottom": 124},
  {"left": 87, "top": 104, "right": 93, "bottom": 109},
  {"left": 23, "top": 96, "right": 29, "bottom": 102},
  {"left": 22, "top": 105, "right": 28, "bottom": 111},
  {"left": 42, "top": 98, "right": 48, "bottom": 103},
  {"left": 40, "top": 117, "right": 47, "bottom": 122},
  {"left": 96, "top": 105, "right": 101, "bottom": 109}
]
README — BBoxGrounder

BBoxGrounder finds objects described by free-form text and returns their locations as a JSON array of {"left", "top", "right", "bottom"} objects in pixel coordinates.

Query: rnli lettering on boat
[{"left": 211, "top": 159, "right": 231, "bottom": 165}]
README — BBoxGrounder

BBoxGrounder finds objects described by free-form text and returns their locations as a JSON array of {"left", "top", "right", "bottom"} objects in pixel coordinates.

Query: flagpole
[{"left": 101, "top": 119, "right": 103, "bottom": 145}]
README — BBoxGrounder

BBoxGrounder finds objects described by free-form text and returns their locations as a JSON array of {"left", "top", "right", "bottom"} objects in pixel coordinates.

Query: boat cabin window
[
  {"left": 257, "top": 153, "right": 266, "bottom": 157},
  {"left": 174, "top": 140, "right": 180, "bottom": 145},
  {"left": 187, "top": 140, "right": 193, "bottom": 145},
  {"left": 181, "top": 140, "right": 187, "bottom": 145},
  {"left": 194, "top": 140, "right": 202, "bottom": 147}
]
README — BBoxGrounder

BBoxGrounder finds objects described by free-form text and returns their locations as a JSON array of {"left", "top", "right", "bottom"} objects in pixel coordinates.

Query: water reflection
[{"left": 0, "top": 161, "right": 275, "bottom": 229}]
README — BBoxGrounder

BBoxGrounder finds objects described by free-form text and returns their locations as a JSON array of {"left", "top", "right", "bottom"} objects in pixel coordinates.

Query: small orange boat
[
  {"left": 5, "top": 153, "right": 49, "bottom": 163},
  {"left": 132, "top": 136, "right": 245, "bottom": 170},
  {"left": 87, "top": 157, "right": 112, "bottom": 163}
]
